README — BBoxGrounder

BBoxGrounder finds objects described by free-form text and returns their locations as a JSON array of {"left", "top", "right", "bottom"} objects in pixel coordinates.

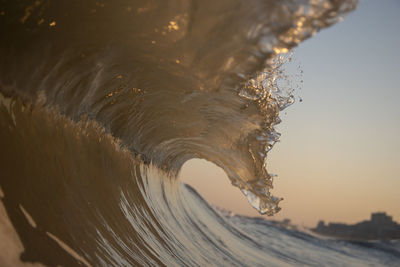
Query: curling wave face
[
  {"left": 0, "top": 0, "right": 379, "bottom": 266},
  {"left": 1, "top": 95, "right": 399, "bottom": 267}
]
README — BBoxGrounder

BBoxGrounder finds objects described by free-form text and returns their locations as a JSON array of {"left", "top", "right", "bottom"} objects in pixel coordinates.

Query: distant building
[
  {"left": 312, "top": 212, "right": 400, "bottom": 240},
  {"left": 371, "top": 212, "right": 393, "bottom": 225}
]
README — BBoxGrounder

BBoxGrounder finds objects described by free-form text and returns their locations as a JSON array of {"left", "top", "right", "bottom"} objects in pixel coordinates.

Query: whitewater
[{"left": 1, "top": 0, "right": 399, "bottom": 266}]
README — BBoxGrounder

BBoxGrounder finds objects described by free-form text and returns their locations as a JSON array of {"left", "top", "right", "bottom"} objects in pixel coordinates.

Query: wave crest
[{"left": 0, "top": 0, "right": 356, "bottom": 216}]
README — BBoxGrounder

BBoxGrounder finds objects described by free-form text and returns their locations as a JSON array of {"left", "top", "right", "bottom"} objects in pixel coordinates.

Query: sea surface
[{"left": 1, "top": 0, "right": 399, "bottom": 266}]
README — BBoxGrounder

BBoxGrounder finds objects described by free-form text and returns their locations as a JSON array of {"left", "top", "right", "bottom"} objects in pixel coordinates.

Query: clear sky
[{"left": 181, "top": 0, "right": 400, "bottom": 227}]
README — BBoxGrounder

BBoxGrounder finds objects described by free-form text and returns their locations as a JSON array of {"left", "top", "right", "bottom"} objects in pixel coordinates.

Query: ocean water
[{"left": 1, "top": 0, "right": 399, "bottom": 266}]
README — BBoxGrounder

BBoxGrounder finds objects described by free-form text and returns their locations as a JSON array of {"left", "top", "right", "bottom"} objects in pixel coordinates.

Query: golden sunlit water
[{"left": 1, "top": 0, "right": 399, "bottom": 266}]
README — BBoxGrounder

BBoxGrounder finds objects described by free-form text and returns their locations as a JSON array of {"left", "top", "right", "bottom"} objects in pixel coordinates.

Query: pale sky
[{"left": 181, "top": 0, "right": 400, "bottom": 227}]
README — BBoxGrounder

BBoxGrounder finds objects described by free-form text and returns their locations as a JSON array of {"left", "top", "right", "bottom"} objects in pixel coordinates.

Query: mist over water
[{"left": 2, "top": 0, "right": 399, "bottom": 266}]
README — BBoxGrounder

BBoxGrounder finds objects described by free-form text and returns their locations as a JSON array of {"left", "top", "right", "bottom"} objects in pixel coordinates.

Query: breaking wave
[{"left": 3, "top": 1, "right": 397, "bottom": 266}]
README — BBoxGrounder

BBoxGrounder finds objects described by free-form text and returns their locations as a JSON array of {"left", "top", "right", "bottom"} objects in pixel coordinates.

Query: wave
[
  {"left": 1, "top": 98, "right": 398, "bottom": 266},
  {"left": 4, "top": 0, "right": 396, "bottom": 266}
]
